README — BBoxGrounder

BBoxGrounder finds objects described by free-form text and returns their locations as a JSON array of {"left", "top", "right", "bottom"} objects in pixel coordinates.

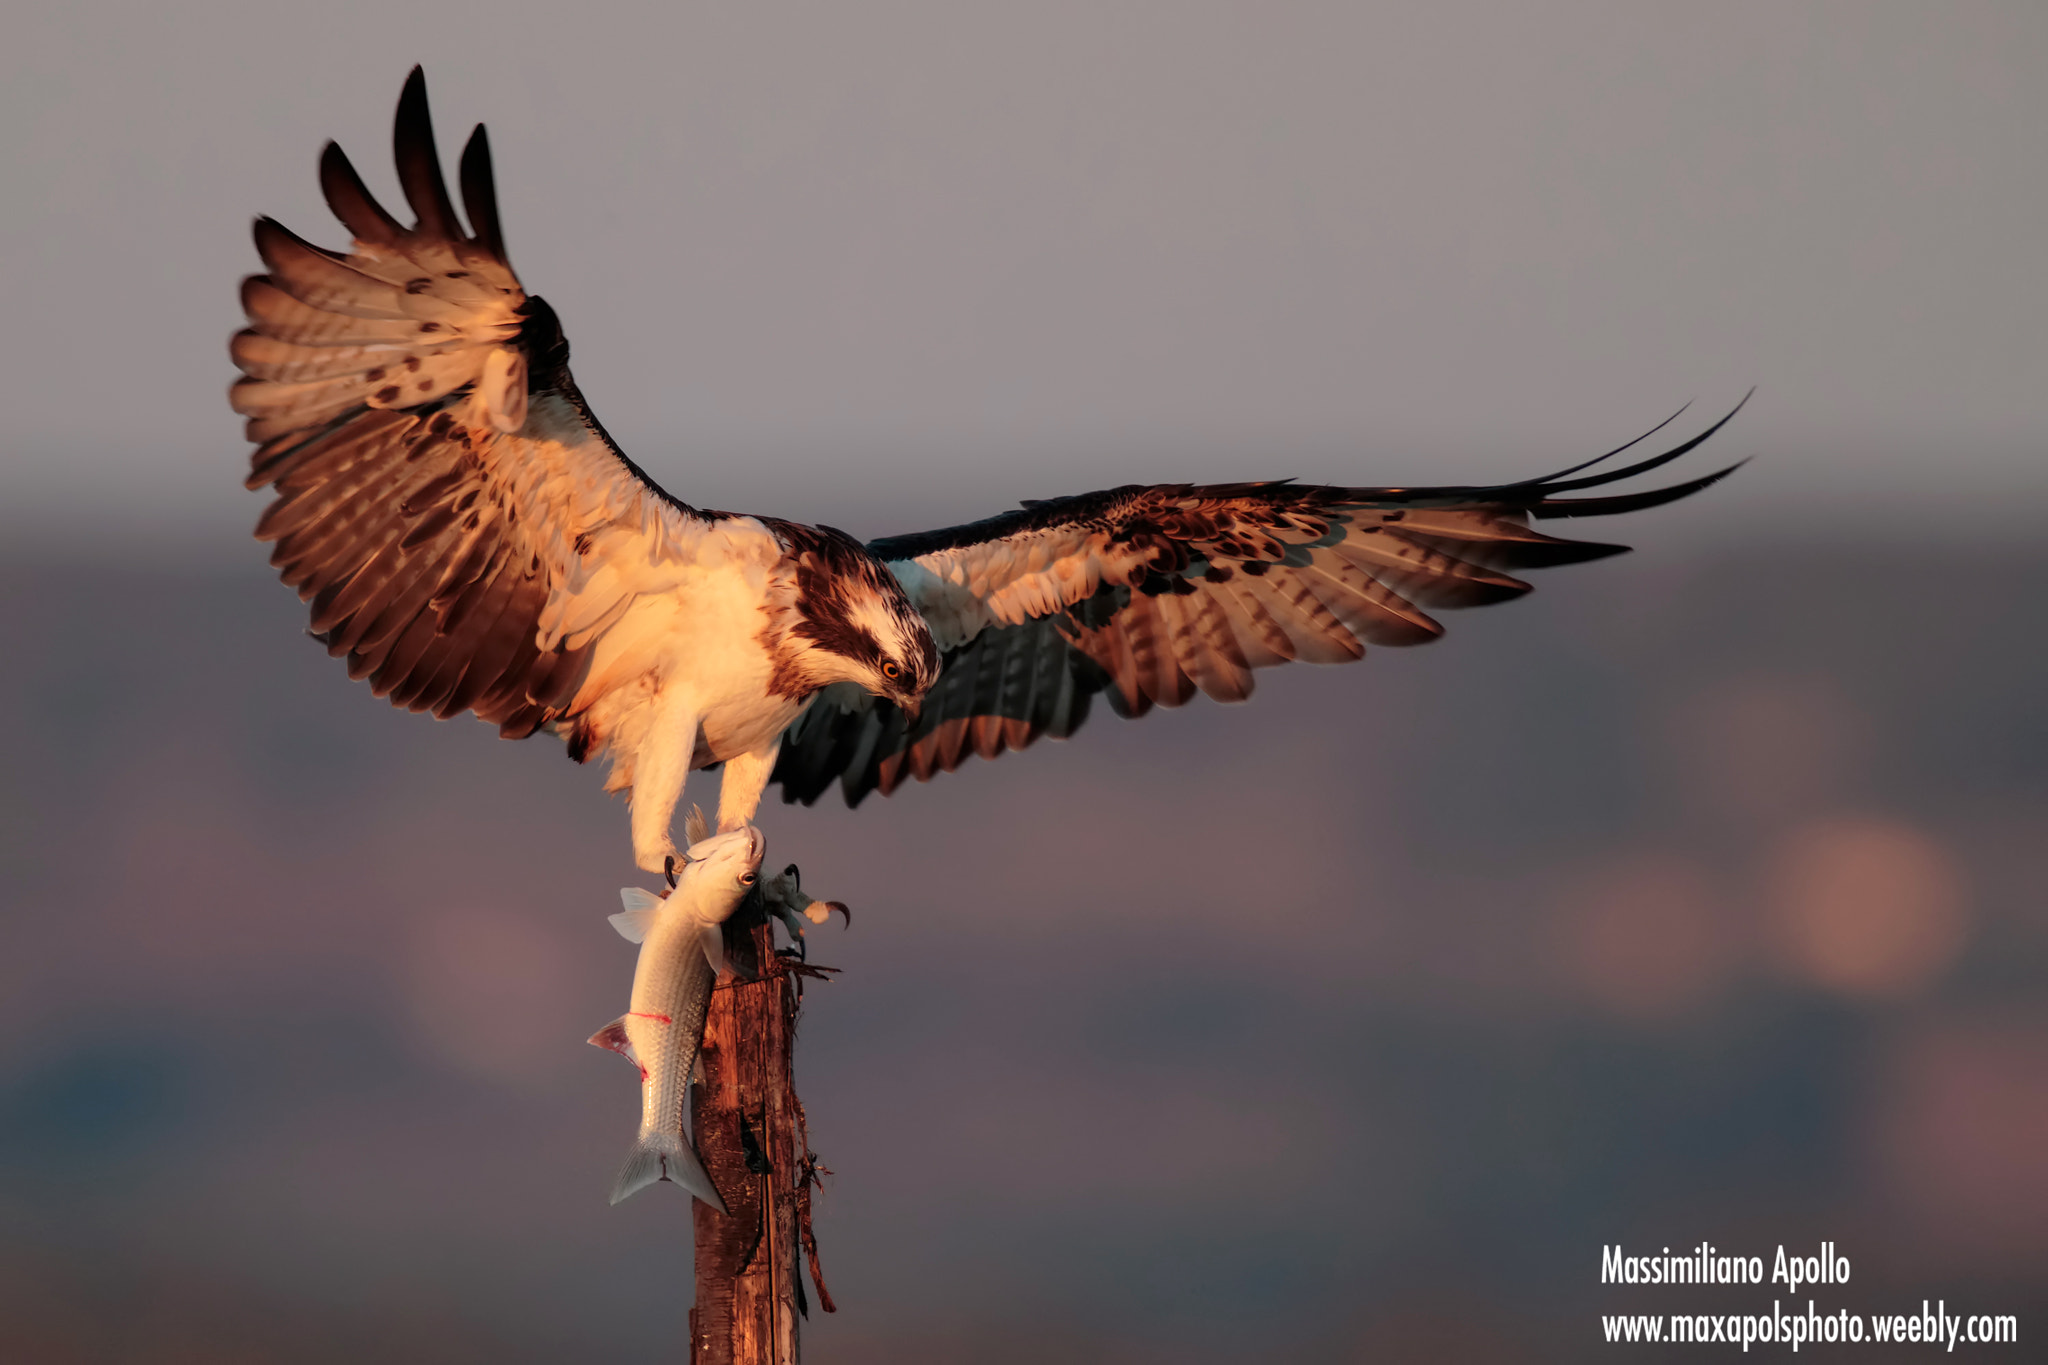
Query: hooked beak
[{"left": 898, "top": 695, "right": 923, "bottom": 728}]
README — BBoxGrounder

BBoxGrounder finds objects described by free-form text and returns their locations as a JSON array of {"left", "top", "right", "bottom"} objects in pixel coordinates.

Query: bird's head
[{"left": 776, "top": 526, "right": 939, "bottom": 718}]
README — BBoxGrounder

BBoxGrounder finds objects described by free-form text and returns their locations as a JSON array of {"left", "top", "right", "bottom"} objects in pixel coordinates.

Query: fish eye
[
  {"left": 881, "top": 660, "right": 901, "bottom": 680},
  {"left": 739, "top": 871, "right": 757, "bottom": 885}
]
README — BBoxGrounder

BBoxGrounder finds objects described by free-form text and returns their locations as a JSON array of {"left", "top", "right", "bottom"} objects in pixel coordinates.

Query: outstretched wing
[
  {"left": 236, "top": 69, "right": 779, "bottom": 739},
  {"left": 772, "top": 406, "right": 1745, "bottom": 806}
]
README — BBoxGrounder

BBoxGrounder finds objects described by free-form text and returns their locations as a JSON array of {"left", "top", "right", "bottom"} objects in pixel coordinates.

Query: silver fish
[{"left": 588, "top": 824, "right": 764, "bottom": 1209}]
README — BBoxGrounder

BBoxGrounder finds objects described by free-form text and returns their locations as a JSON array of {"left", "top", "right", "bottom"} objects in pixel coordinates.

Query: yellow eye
[{"left": 881, "top": 660, "right": 901, "bottom": 680}]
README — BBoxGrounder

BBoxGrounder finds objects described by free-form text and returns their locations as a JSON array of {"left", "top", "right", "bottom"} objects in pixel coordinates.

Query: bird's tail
[{"left": 609, "top": 1132, "right": 726, "bottom": 1212}]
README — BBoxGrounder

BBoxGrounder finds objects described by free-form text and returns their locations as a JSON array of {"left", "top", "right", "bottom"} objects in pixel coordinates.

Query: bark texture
[{"left": 689, "top": 922, "right": 835, "bottom": 1364}]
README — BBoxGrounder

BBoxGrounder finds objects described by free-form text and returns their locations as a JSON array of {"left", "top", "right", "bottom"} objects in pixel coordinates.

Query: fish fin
[
  {"left": 610, "top": 888, "right": 663, "bottom": 943},
  {"left": 608, "top": 1142, "right": 667, "bottom": 1205},
  {"left": 586, "top": 1017, "right": 640, "bottom": 1065},
  {"left": 699, "top": 923, "right": 729, "bottom": 976},
  {"left": 608, "top": 1136, "right": 726, "bottom": 1212},
  {"left": 684, "top": 804, "right": 710, "bottom": 846},
  {"left": 666, "top": 1135, "right": 727, "bottom": 1212}
]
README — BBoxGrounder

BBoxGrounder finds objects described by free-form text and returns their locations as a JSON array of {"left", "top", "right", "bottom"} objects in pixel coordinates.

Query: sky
[{"left": 5, "top": 1, "right": 2047, "bottom": 553}]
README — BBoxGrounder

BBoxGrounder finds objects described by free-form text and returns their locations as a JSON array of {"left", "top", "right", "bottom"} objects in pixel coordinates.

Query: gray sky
[{"left": 6, "top": 1, "right": 2045, "bottom": 553}]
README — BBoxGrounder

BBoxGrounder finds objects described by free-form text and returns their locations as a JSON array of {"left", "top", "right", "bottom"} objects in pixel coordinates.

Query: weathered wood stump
[{"left": 689, "top": 918, "right": 836, "bottom": 1364}]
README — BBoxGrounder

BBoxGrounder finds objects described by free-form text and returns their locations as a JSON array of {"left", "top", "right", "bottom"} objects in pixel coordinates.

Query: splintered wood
[{"left": 689, "top": 922, "right": 836, "bottom": 1365}]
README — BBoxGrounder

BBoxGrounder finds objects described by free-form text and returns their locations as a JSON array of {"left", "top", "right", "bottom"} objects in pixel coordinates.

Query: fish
[{"left": 588, "top": 823, "right": 765, "bottom": 1210}]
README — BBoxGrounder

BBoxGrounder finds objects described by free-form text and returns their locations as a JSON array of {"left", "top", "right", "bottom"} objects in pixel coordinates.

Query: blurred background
[{"left": 4, "top": 3, "right": 2044, "bottom": 1360}]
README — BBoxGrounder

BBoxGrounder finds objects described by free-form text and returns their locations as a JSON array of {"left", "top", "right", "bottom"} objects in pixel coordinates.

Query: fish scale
[{"left": 589, "top": 825, "right": 764, "bottom": 1210}]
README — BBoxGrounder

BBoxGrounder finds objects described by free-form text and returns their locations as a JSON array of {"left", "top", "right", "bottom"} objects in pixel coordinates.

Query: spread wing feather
[
  {"left": 236, "top": 68, "right": 779, "bottom": 744},
  {"left": 773, "top": 404, "right": 1746, "bottom": 806}
]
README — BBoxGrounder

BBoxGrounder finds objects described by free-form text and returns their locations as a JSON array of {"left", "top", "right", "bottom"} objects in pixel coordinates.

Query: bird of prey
[{"left": 234, "top": 70, "right": 1740, "bottom": 880}]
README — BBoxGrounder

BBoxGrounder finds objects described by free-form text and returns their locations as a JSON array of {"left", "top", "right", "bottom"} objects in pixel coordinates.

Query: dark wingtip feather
[
  {"left": 1532, "top": 389, "right": 1754, "bottom": 496},
  {"left": 1506, "top": 400, "right": 1694, "bottom": 489},
  {"left": 1537, "top": 539, "right": 1631, "bottom": 562},
  {"left": 459, "top": 123, "right": 506, "bottom": 261},
  {"left": 251, "top": 214, "right": 345, "bottom": 268},
  {"left": 392, "top": 66, "right": 461, "bottom": 241},
  {"left": 319, "top": 141, "right": 403, "bottom": 246},
  {"left": 1531, "top": 459, "right": 1749, "bottom": 521},
  {"left": 840, "top": 767, "right": 878, "bottom": 808}
]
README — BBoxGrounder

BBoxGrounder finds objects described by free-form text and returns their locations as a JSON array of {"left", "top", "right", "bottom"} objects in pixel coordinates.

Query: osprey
[{"left": 235, "top": 71, "right": 1740, "bottom": 879}]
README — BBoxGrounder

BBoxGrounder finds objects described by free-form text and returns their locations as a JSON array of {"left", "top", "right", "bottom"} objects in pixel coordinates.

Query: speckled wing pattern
[
  {"left": 235, "top": 68, "right": 760, "bottom": 740},
  {"left": 771, "top": 406, "right": 1745, "bottom": 807}
]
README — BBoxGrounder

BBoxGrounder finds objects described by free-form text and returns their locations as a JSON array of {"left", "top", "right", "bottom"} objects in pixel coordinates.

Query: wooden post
[{"left": 689, "top": 917, "right": 837, "bottom": 1364}]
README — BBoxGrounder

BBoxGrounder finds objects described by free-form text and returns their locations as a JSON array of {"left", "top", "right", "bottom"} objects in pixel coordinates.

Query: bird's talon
[{"left": 664, "top": 855, "right": 678, "bottom": 889}]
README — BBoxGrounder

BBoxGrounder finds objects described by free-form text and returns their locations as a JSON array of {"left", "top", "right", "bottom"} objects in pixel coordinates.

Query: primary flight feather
[{"left": 234, "top": 69, "right": 1741, "bottom": 873}]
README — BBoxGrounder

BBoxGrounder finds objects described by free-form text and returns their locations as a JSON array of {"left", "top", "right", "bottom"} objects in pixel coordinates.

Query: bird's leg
[
  {"left": 758, "top": 862, "right": 851, "bottom": 957},
  {"left": 715, "top": 737, "right": 782, "bottom": 833},
  {"left": 759, "top": 863, "right": 809, "bottom": 956},
  {"left": 629, "top": 692, "right": 702, "bottom": 875}
]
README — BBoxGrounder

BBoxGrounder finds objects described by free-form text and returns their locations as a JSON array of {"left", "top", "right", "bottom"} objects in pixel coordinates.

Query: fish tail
[
  {"left": 608, "top": 1134, "right": 727, "bottom": 1213},
  {"left": 666, "top": 1134, "right": 726, "bottom": 1213}
]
